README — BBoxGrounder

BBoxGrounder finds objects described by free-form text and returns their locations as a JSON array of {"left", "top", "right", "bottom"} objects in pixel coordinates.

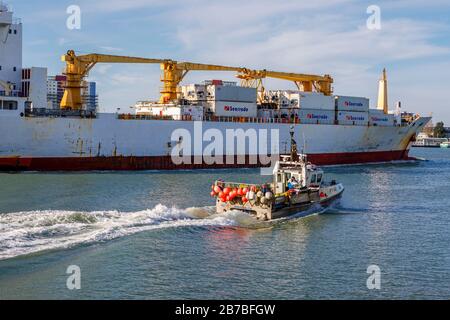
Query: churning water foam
[{"left": 0, "top": 204, "right": 241, "bottom": 260}]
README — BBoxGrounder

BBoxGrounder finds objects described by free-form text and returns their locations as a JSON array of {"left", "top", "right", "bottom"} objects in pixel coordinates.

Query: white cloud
[
  {"left": 81, "top": 0, "right": 167, "bottom": 13},
  {"left": 94, "top": 64, "right": 113, "bottom": 75}
]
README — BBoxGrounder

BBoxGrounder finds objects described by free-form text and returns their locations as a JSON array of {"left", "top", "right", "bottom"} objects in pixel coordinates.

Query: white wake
[{"left": 0, "top": 204, "right": 239, "bottom": 260}]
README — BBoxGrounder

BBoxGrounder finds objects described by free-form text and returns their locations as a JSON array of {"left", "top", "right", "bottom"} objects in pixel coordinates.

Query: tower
[{"left": 377, "top": 68, "right": 388, "bottom": 114}]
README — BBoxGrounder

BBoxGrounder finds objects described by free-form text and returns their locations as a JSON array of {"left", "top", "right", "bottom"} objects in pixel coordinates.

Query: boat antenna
[
  {"left": 302, "top": 132, "right": 307, "bottom": 154},
  {"left": 290, "top": 125, "right": 299, "bottom": 162}
]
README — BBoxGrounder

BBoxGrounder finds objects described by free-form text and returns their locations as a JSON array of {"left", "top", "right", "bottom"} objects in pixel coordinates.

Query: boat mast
[{"left": 290, "top": 125, "right": 299, "bottom": 162}]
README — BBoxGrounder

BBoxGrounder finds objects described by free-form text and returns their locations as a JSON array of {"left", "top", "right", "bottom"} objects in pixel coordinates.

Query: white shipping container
[
  {"left": 181, "top": 84, "right": 207, "bottom": 101},
  {"left": 264, "top": 90, "right": 297, "bottom": 107},
  {"left": 335, "top": 95, "right": 369, "bottom": 112},
  {"left": 337, "top": 111, "right": 368, "bottom": 125},
  {"left": 288, "top": 92, "right": 334, "bottom": 110},
  {"left": 207, "top": 85, "right": 256, "bottom": 103},
  {"left": 212, "top": 101, "right": 257, "bottom": 117},
  {"left": 182, "top": 106, "right": 204, "bottom": 121},
  {"left": 298, "top": 108, "right": 335, "bottom": 124}
]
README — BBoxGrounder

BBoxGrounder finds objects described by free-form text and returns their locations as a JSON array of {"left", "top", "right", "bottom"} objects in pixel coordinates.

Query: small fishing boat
[{"left": 210, "top": 127, "right": 344, "bottom": 221}]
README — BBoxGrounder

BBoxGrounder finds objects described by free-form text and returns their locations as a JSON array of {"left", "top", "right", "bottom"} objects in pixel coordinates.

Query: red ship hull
[{"left": 0, "top": 150, "right": 413, "bottom": 171}]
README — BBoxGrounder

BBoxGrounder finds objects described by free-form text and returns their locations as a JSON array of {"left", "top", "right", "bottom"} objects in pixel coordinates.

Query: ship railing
[
  {"left": 214, "top": 181, "right": 272, "bottom": 192},
  {"left": 25, "top": 108, "right": 97, "bottom": 118},
  {"left": 215, "top": 181, "right": 265, "bottom": 188},
  {"left": 116, "top": 113, "right": 407, "bottom": 127},
  {"left": 0, "top": 91, "right": 21, "bottom": 97}
]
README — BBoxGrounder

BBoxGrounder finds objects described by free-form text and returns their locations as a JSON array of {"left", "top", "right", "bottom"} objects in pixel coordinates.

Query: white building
[
  {"left": 47, "top": 75, "right": 98, "bottom": 111},
  {"left": 46, "top": 75, "right": 66, "bottom": 109},
  {"left": 47, "top": 77, "right": 58, "bottom": 109},
  {"left": 22, "top": 67, "right": 47, "bottom": 109},
  {"left": 82, "top": 80, "right": 98, "bottom": 112}
]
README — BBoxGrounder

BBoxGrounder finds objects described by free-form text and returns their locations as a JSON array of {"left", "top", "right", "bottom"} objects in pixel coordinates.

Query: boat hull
[{"left": 216, "top": 184, "right": 344, "bottom": 221}]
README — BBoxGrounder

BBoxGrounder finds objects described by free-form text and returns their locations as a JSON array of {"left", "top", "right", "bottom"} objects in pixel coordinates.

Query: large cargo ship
[
  {"left": 0, "top": 6, "right": 430, "bottom": 171},
  {"left": 0, "top": 103, "right": 430, "bottom": 171}
]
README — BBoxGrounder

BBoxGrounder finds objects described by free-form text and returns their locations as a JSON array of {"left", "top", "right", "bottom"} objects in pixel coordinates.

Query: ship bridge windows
[{"left": 0, "top": 100, "right": 18, "bottom": 110}]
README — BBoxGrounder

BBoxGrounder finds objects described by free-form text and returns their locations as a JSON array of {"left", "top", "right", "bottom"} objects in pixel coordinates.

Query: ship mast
[{"left": 290, "top": 125, "right": 299, "bottom": 162}]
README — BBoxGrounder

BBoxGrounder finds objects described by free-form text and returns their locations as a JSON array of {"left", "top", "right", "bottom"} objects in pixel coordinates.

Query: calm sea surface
[{"left": 1, "top": 148, "right": 449, "bottom": 299}]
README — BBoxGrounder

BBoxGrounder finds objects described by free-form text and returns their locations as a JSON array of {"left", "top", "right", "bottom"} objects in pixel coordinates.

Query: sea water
[{"left": 0, "top": 148, "right": 449, "bottom": 299}]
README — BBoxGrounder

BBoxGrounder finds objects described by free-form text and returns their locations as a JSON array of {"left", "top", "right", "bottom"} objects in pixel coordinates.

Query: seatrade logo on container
[
  {"left": 170, "top": 121, "right": 280, "bottom": 175},
  {"left": 344, "top": 101, "right": 364, "bottom": 107},
  {"left": 306, "top": 113, "right": 328, "bottom": 120},
  {"left": 345, "top": 115, "right": 366, "bottom": 121},
  {"left": 370, "top": 116, "right": 388, "bottom": 122},
  {"left": 224, "top": 105, "right": 249, "bottom": 112}
]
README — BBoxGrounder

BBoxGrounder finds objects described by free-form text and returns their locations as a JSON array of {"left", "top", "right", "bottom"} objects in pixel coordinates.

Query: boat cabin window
[
  {"left": 310, "top": 174, "right": 316, "bottom": 184},
  {"left": 317, "top": 174, "right": 322, "bottom": 184}
]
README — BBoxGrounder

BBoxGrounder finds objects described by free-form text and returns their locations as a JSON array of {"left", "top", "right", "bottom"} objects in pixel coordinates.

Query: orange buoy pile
[
  {"left": 210, "top": 184, "right": 274, "bottom": 206},
  {"left": 211, "top": 184, "right": 251, "bottom": 204}
]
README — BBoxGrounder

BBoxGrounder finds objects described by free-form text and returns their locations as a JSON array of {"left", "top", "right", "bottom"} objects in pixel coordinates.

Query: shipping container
[
  {"left": 369, "top": 111, "right": 395, "bottom": 126},
  {"left": 180, "top": 84, "right": 207, "bottom": 101},
  {"left": 337, "top": 111, "right": 368, "bottom": 126},
  {"left": 287, "top": 92, "right": 334, "bottom": 110},
  {"left": 210, "top": 100, "right": 257, "bottom": 117},
  {"left": 207, "top": 84, "right": 256, "bottom": 103},
  {"left": 298, "top": 108, "right": 335, "bottom": 124},
  {"left": 182, "top": 106, "right": 204, "bottom": 121},
  {"left": 335, "top": 95, "right": 369, "bottom": 112}
]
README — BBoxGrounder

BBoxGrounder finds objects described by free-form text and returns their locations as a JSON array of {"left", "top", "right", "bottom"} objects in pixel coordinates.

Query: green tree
[{"left": 433, "top": 121, "right": 446, "bottom": 138}]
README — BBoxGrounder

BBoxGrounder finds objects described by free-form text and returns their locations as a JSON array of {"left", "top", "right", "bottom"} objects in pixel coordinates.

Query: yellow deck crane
[
  {"left": 60, "top": 50, "right": 245, "bottom": 110},
  {"left": 61, "top": 50, "right": 168, "bottom": 110},
  {"left": 159, "top": 62, "right": 245, "bottom": 104},
  {"left": 236, "top": 69, "right": 334, "bottom": 102}
]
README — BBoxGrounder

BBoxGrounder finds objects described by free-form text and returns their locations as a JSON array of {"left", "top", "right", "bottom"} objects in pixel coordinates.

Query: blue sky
[{"left": 9, "top": 0, "right": 450, "bottom": 122}]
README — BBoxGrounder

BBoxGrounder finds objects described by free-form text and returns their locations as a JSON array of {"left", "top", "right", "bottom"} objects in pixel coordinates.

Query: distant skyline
[{"left": 10, "top": 0, "right": 450, "bottom": 122}]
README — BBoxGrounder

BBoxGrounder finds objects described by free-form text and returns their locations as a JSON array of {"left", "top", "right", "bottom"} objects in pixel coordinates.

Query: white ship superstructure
[{"left": 0, "top": 3, "right": 23, "bottom": 114}]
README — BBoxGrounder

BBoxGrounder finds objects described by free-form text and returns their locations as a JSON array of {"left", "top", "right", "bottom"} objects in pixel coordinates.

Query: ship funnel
[{"left": 377, "top": 68, "right": 388, "bottom": 114}]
